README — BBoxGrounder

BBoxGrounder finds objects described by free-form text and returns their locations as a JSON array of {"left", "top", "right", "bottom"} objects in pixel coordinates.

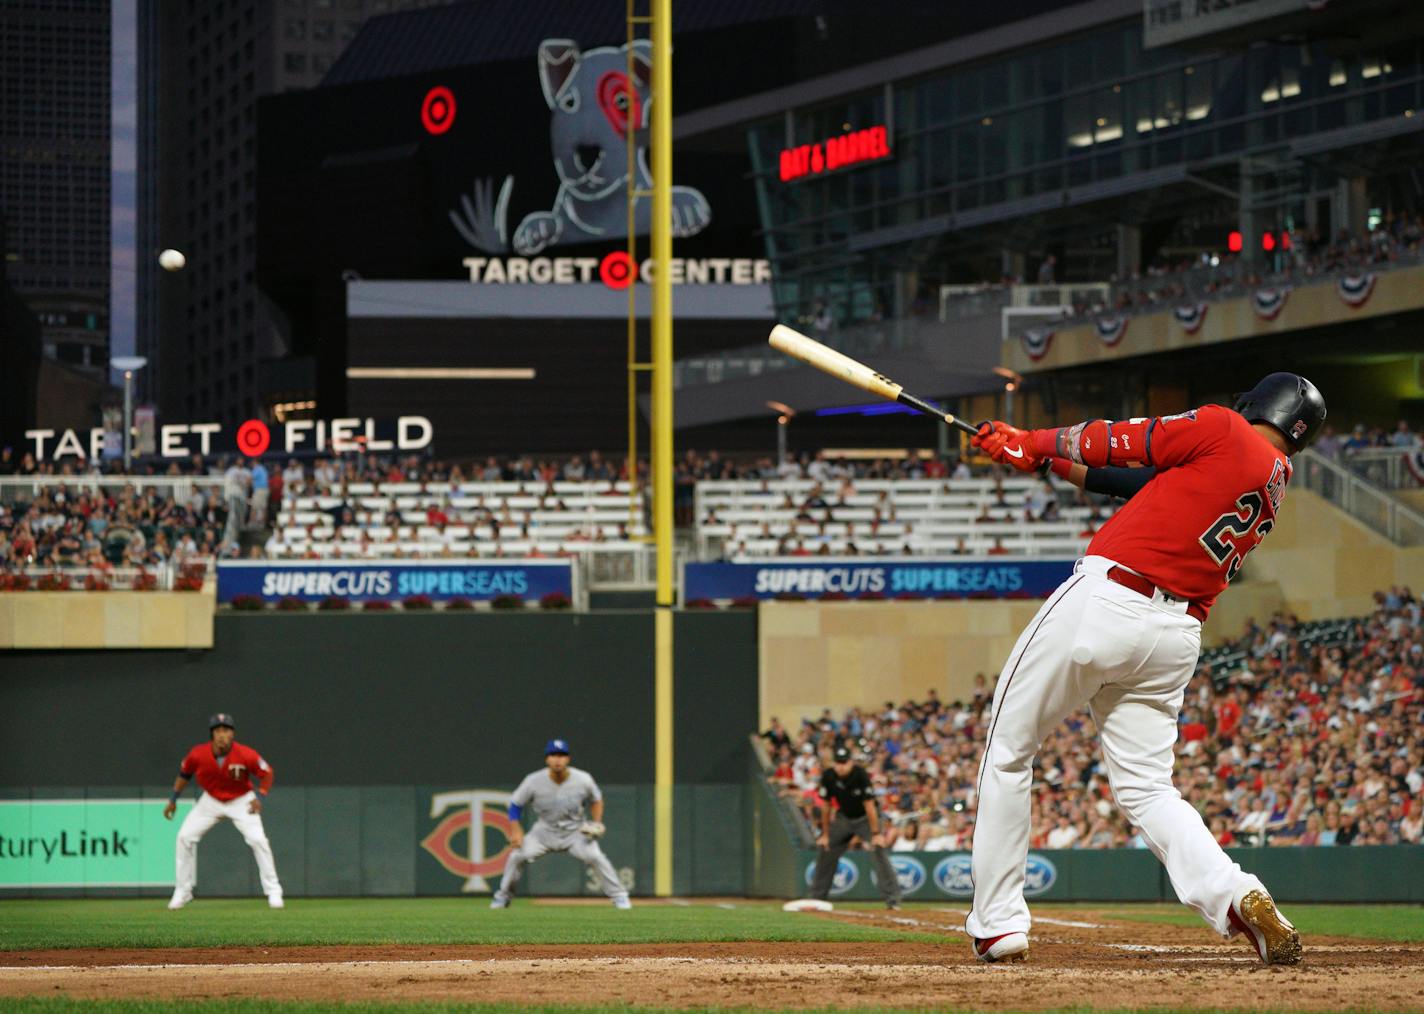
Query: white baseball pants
[
  {"left": 493, "top": 822, "right": 627, "bottom": 903},
  {"left": 173, "top": 791, "right": 283, "bottom": 899},
  {"left": 967, "top": 556, "right": 1264, "bottom": 940}
]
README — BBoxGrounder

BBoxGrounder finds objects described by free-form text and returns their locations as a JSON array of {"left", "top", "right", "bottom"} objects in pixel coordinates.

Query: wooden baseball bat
[{"left": 768, "top": 324, "right": 980, "bottom": 436}]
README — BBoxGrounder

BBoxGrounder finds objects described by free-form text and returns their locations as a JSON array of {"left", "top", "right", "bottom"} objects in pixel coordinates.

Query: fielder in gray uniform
[{"left": 491, "top": 738, "right": 632, "bottom": 909}]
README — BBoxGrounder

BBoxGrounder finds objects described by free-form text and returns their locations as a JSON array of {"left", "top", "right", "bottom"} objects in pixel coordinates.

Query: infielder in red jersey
[
  {"left": 163, "top": 713, "right": 284, "bottom": 909},
  {"left": 964, "top": 373, "right": 1325, "bottom": 966}
]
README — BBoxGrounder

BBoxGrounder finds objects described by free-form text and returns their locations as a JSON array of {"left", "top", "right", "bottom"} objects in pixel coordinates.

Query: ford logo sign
[
  {"left": 871, "top": 855, "right": 926, "bottom": 896},
  {"left": 804, "top": 857, "right": 859, "bottom": 896},
  {"left": 932, "top": 853, "right": 1057, "bottom": 897},
  {"left": 1023, "top": 854, "right": 1057, "bottom": 896},
  {"left": 932, "top": 854, "right": 974, "bottom": 897}
]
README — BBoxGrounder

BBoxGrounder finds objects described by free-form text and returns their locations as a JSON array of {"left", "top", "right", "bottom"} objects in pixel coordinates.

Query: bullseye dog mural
[{"left": 450, "top": 38, "right": 712, "bottom": 255}]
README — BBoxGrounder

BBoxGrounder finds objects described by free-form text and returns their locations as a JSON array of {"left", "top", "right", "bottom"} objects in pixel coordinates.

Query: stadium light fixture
[{"left": 110, "top": 356, "right": 148, "bottom": 472}]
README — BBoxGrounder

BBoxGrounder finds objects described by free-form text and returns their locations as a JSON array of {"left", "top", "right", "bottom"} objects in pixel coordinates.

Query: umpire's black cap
[
  {"left": 832, "top": 745, "right": 852, "bottom": 763},
  {"left": 209, "top": 712, "right": 236, "bottom": 731}
]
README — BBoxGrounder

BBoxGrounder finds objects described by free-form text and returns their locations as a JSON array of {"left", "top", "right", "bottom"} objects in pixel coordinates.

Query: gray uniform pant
[
  {"left": 493, "top": 822, "right": 627, "bottom": 902},
  {"left": 811, "top": 814, "right": 900, "bottom": 903}
]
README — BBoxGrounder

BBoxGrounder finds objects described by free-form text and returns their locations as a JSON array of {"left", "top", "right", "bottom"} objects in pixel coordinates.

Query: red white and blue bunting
[
  {"left": 1173, "top": 303, "right": 1208, "bottom": 334},
  {"left": 1336, "top": 273, "right": 1376, "bottom": 308},
  {"left": 1405, "top": 452, "right": 1424, "bottom": 486},
  {"left": 1021, "top": 327, "right": 1054, "bottom": 361},
  {"left": 1252, "top": 287, "right": 1291, "bottom": 321},
  {"left": 1094, "top": 316, "right": 1128, "bottom": 346}
]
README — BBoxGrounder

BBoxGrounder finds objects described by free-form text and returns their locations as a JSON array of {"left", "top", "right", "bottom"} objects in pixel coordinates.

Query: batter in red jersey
[
  {"left": 163, "top": 712, "right": 284, "bottom": 909},
  {"left": 964, "top": 374, "right": 1325, "bottom": 966}
]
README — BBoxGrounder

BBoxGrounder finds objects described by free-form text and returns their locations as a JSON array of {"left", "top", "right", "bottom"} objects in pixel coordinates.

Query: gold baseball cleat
[{"left": 1229, "top": 889, "right": 1302, "bottom": 965}]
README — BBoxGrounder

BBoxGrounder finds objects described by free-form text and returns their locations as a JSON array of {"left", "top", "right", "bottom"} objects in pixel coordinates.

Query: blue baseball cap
[{"left": 545, "top": 738, "right": 570, "bottom": 756}]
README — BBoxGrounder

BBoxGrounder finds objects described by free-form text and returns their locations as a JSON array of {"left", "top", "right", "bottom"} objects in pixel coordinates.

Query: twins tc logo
[
  {"left": 421, "top": 790, "right": 516, "bottom": 893},
  {"left": 871, "top": 855, "right": 927, "bottom": 896},
  {"left": 804, "top": 857, "right": 859, "bottom": 896}
]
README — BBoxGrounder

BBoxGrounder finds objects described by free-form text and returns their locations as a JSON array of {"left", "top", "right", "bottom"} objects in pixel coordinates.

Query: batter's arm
[
  {"left": 1046, "top": 459, "right": 1157, "bottom": 500},
  {"left": 1029, "top": 406, "right": 1230, "bottom": 469}
]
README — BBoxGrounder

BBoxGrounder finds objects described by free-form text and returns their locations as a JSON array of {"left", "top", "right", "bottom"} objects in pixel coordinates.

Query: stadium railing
[
  {"left": 1296, "top": 449, "right": 1424, "bottom": 545},
  {"left": 0, "top": 474, "right": 228, "bottom": 504},
  {"left": 1336, "top": 446, "right": 1423, "bottom": 490}
]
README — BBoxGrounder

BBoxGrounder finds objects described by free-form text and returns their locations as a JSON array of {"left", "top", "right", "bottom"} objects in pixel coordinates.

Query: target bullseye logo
[
  {"left": 599, "top": 251, "right": 638, "bottom": 290},
  {"left": 236, "top": 419, "right": 271, "bottom": 458},
  {"left": 421, "top": 86, "right": 456, "bottom": 135}
]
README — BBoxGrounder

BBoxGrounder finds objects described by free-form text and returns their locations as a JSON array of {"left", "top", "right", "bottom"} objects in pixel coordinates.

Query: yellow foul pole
[{"left": 650, "top": 0, "right": 675, "bottom": 898}]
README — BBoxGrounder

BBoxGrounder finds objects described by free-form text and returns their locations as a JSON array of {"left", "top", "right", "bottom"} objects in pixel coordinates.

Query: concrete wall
[
  {"left": 1232, "top": 488, "right": 1424, "bottom": 620},
  {"left": 0, "top": 590, "right": 214, "bottom": 649},
  {"left": 757, "top": 599, "right": 1044, "bottom": 728}
]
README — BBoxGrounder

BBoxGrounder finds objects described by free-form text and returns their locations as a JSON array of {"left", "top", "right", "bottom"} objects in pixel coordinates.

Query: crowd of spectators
[
  {"left": 763, "top": 588, "right": 1423, "bottom": 851},
  {"left": 1313, "top": 420, "right": 1422, "bottom": 457},
  {"left": 1062, "top": 217, "right": 1424, "bottom": 321},
  {"left": 0, "top": 482, "right": 227, "bottom": 576}
]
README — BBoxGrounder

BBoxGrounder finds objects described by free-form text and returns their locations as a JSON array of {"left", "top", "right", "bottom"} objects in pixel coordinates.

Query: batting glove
[{"left": 976, "top": 422, "right": 1041, "bottom": 472}]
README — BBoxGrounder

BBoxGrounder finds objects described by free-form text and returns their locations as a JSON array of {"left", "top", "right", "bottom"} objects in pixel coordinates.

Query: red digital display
[
  {"left": 421, "top": 86, "right": 457, "bottom": 135},
  {"left": 1227, "top": 230, "right": 1243, "bottom": 253},
  {"left": 779, "top": 125, "right": 892, "bottom": 183}
]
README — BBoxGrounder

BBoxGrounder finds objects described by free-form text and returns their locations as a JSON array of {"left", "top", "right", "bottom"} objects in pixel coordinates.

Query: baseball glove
[{"left": 579, "top": 820, "right": 606, "bottom": 839}]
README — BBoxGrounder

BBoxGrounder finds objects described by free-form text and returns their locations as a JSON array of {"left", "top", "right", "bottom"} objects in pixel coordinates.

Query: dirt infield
[{"left": 2, "top": 907, "right": 1422, "bottom": 1010}]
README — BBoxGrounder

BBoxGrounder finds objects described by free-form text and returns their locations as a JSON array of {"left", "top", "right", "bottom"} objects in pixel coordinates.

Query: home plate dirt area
[{"left": 2, "top": 907, "right": 1421, "bottom": 1010}]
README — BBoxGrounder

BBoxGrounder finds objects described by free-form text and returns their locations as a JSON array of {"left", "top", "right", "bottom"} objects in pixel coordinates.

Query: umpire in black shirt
[{"left": 809, "top": 745, "right": 902, "bottom": 909}]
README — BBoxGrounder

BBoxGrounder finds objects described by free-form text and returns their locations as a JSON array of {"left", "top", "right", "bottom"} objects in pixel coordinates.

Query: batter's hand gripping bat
[{"left": 767, "top": 324, "right": 981, "bottom": 436}]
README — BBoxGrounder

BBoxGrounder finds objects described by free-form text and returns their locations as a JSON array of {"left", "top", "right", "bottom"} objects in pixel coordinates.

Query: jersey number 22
[{"left": 1199, "top": 493, "right": 1273, "bottom": 582}]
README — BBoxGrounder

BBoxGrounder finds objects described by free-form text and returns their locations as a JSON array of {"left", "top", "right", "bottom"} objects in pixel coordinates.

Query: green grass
[
  {"left": 0, "top": 898, "right": 939, "bottom": 951},
  {"left": 1090, "top": 902, "right": 1424, "bottom": 942},
  {"left": 2, "top": 898, "right": 1420, "bottom": 951}
]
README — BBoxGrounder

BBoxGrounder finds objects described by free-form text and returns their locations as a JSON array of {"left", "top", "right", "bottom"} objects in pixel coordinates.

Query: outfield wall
[
  {"left": 0, "top": 611, "right": 757, "bottom": 898},
  {"left": 0, "top": 784, "right": 743, "bottom": 898},
  {"left": 0, "top": 611, "right": 755, "bottom": 787}
]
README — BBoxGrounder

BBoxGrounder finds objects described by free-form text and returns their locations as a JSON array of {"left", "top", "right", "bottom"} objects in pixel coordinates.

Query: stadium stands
[
  {"left": 0, "top": 475, "right": 226, "bottom": 588},
  {"left": 696, "top": 475, "right": 1115, "bottom": 559},
  {"left": 268, "top": 479, "right": 648, "bottom": 560},
  {"left": 764, "top": 591, "right": 1424, "bottom": 850},
  {"left": 1058, "top": 220, "right": 1424, "bottom": 323}
]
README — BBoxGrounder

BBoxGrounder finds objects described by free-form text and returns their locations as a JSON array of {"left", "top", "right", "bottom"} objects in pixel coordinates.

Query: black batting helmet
[
  {"left": 209, "top": 712, "right": 236, "bottom": 731},
  {"left": 1233, "top": 373, "right": 1326, "bottom": 452}
]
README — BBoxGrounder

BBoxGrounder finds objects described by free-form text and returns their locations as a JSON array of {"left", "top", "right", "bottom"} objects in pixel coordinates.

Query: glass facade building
[{"left": 745, "top": 18, "right": 1424, "bottom": 325}]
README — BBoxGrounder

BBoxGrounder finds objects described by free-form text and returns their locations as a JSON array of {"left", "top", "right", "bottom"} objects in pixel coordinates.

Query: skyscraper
[
  {"left": 137, "top": 0, "right": 451, "bottom": 426},
  {"left": 0, "top": 0, "right": 111, "bottom": 376}
]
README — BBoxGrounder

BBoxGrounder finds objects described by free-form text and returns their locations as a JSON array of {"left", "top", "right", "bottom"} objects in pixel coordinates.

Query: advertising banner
[
  {"left": 0, "top": 799, "right": 191, "bottom": 888},
  {"left": 683, "top": 559, "right": 1075, "bottom": 602},
  {"left": 792, "top": 848, "right": 1170, "bottom": 902},
  {"left": 217, "top": 559, "right": 574, "bottom": 603}
]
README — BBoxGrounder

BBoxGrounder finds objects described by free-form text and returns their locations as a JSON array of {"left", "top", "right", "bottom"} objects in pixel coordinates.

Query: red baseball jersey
[
  {"left": 179, "top": 741, "right": 274, "bottom": 801},
  {"left": 1081, "top": 405, "right": 1290, "bottom": 613}
]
